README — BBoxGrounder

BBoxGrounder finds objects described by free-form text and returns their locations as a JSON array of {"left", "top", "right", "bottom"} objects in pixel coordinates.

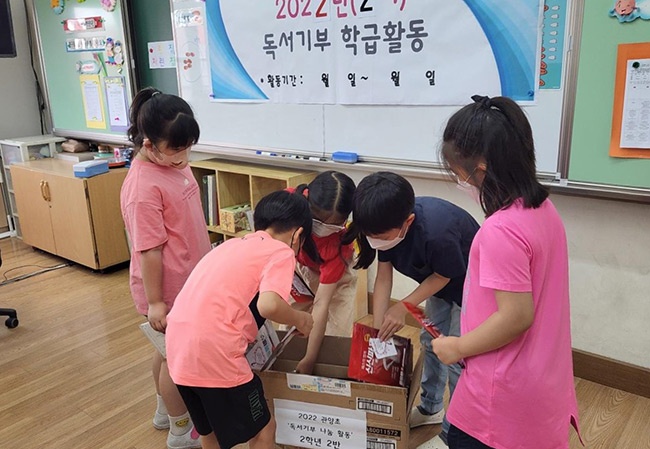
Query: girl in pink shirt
[
  {"left": 432, "top": 95, "right": 580, "bottom": 449},
  {"left": 121, "top": 88, "right": 211, "bottom": 449}
]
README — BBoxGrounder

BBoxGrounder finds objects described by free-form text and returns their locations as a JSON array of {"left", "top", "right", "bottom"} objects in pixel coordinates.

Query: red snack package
[
  {"left": 403, "top": 302, "right": 442, "bottom": 338},
  {"left": 347, "top": 322, "right": 412, "bottom": 387}
]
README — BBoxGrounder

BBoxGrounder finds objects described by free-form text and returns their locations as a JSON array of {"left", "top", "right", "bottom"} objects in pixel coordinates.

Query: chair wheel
[{"left": 5, "top": 317, "right": 18, "bottom": 328}]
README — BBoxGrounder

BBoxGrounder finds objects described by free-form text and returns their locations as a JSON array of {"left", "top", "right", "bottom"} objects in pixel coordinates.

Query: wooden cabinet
[
  {"left": 10, "top": 159, "right": 130, "bottom": 270},
  {"left": 190, "top": 159, "right": 317, "bottom": 243}
]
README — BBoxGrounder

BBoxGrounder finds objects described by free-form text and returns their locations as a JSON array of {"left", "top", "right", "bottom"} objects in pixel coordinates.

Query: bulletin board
[
  {"left": 568, "top": 1, "right": 650, "bottom": 190},
  {"left": 30, "top": 0, "right": 135, "bottom": 140},
  {"left": 171, "top": 0, "right": 574, "bottom": 175}
]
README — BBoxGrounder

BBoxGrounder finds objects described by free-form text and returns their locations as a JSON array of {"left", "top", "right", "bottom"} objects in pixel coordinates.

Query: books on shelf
[{"left": 201, "top": 174, "right": 218, "bottom": 226}]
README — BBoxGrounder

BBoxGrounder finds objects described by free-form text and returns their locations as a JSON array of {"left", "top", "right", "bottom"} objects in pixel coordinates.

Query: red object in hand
[{"left": 403, "top": 302, "right": 442, "bottom": 338}]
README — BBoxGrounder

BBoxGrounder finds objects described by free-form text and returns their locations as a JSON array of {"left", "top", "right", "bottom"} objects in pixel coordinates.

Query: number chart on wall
[{"left": 172, "top": 0, "right": 573, "bottom": 174}]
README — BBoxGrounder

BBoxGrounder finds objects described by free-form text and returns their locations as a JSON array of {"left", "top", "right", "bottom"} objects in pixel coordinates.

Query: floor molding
[{"left": 572, "top": 349, "right": 650, "bottom": 399}]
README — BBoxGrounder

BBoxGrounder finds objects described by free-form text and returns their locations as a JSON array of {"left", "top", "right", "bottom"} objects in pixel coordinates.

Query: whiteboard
[{"left": 172, "top": 0, "right": 572, "bottom": 174}]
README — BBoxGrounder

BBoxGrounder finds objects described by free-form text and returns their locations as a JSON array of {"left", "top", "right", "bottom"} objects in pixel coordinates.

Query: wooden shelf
[{"left": 191, "top": 159, "right": 317, "bottom": 240}]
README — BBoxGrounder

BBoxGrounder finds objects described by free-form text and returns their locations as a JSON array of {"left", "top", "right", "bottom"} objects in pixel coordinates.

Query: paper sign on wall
[
  {"left": 148, "top": 40, "right": 177, "bottom": 69},
  {"left": 105, "top": 76, "right": 129, "bottom": 132},
  {"left": 80, "top": 74, "right": 106, "bottom": 129},
  {"left": 274, "top": 399, "right": 366, "bottom": 449}
]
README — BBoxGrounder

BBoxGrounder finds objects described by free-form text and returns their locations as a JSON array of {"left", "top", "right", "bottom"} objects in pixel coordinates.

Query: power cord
[{"left": 0, "top": 262, "right": 72, "bottom": 287}]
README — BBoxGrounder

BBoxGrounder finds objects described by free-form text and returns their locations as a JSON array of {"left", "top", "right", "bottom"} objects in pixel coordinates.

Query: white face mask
[
  {"left": 312, "top": 219, "right": 345, "bottom": 237},
  {"left": 457, "top": 181, "right": 481, "bottom": 204},
  {"left": 366, "top": 224, "right": 407, "bottom": 251}
]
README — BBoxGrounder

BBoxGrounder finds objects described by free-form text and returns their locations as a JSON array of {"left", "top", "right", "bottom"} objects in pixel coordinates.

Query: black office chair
[{"left": 0, "top": 249, "right": 19, "bottom": 328}]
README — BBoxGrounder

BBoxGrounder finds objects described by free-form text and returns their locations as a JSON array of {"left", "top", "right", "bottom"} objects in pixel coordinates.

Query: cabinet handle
[
  {"left": 40, "top": 180, "right": 47, "bottom": 201},
  {"left": 40, "top": 180, "right": 51, "bottom": 202},
  {"left": 44, "top": 181, "right": 51, "bottom": 202}
]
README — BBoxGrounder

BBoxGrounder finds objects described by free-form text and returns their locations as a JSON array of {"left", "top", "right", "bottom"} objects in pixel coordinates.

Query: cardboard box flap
[
  {"left": 276, "top": 330, "right": 351, "bottom": 365},
  {"left": 407, "top": 348, "right": 425, "bottom": 416}
]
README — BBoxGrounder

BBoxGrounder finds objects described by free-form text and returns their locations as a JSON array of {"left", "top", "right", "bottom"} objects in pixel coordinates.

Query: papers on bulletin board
[
  {"left": 148, "top": 40, "right": 177, "bottom": 69},
  {"left": 79, "top": 74, "right": 106, "bottom": 129},
  {"left": 619, "top": 59, "right": 650, "bottom": 149},
  {"left": 105, "top": 76, "right": 129, "bottom": 132}
]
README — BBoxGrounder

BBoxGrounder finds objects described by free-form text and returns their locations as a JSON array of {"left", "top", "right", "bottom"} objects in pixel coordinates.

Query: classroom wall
[{"left": 0, "top": 0, "right": 41, "bottom": 140}]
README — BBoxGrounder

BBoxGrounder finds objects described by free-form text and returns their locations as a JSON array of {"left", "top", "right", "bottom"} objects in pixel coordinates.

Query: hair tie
[
  {"left": 151, "top": 91, "right": 161, "bottom": 98},
  {"left": 303, "top": 188, "right": 309, "bottom": 198},
  {"left": 471, "top": 94, "right": 492, "bottom": 108}
]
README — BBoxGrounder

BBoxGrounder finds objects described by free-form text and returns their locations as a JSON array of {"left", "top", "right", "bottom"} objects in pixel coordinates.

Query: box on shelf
[
  {"left": 259, "top": 332, "right": 423, "bottom": 449},
  {"left": 219, "top": 203, "right": 251, "bottom": 233},
  {"left": 73, "top": 159, "right": 109, "bottom": 178}
]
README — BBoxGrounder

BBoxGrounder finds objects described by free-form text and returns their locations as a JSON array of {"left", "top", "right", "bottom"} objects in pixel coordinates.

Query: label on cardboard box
[
  {"left": 274, "top": 399, "right": 366, "bottom": 449},
  {"left": 366, "top": 426, "right": 402, "bottom": 440},
  {"left": 356, "top": 397, "right": 394, "bottom": 417},
  {"left": 286, "top": 373, "right": 351, "bottom": 397},
  {"left": 367, "top": 436, "right": 398, "bottom": 449}
]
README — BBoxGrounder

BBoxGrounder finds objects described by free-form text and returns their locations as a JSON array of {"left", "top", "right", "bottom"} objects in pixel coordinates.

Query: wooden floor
[{"left": 1, "top": 237, "right": 649, "bottom": 449}]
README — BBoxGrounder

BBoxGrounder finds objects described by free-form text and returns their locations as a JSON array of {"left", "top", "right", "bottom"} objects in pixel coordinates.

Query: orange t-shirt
[{"left": 166, "top": 231, "right": 295, "bottom": 388}]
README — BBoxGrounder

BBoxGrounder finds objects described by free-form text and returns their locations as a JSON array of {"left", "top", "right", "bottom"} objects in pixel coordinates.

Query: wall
[{"left": 0, "top": 0, "right": 41, "bottom": 140}]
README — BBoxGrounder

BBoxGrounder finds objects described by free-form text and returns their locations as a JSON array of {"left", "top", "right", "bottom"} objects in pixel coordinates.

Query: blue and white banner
[{"left": 199, "top": 0, "right": 543, "bottom": 105}]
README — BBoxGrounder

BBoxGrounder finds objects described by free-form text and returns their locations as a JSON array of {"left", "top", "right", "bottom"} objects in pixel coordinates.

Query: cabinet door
[
  {"left": 10, "top": 166, "right": 56, "bottom": 253},
  {"left": 47, "top": 174, "right": 97, "bottom": 269},
  {"left": 85, "top": 170, "right": 130, "bottom": 269}
]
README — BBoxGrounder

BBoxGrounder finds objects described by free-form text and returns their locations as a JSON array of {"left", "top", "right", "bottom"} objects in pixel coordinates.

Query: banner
[{"left": 201, "top": 0, "right": 542, "bottom": 105}]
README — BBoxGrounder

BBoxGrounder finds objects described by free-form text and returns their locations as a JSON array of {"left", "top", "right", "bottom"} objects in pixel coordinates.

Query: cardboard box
[
  {"left": 259, "top": 332, "right": 424, "bottom": 449},
  {"left": 219, "top": 203, "right": 251, "bottom": 233}
]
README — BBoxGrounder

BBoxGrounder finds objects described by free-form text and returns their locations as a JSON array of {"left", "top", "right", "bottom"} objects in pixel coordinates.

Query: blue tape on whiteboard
[{"left": 332, "top": 151, "right": 358, "bottom": 163}]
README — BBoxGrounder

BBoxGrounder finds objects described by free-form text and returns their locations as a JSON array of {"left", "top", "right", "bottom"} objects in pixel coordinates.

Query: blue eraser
[{"left": 332, "top": 151, "right": 358, "bottom": 163}]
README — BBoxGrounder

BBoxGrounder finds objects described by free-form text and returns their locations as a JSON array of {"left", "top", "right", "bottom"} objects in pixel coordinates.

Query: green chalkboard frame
[
  {"left": 29, "top": 0, "right": 135, "bottom": 141},
  {"left": 569, "top": 0, "right": 650, "bottom": 190}
]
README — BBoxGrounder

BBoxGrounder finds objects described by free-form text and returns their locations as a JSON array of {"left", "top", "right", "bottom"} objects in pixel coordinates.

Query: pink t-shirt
[
  {"left": 120, "top": 159, "right": 211, "bottom": 315},
  {"left": 166, "top": 231, "right": 296, "bottom": 388},
  {"left": 447, "top": 199, "right": 579, "bottom": 449}
]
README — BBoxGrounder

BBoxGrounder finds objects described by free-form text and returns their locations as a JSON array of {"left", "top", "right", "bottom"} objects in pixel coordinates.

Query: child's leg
[
  {"left": 160, "top": 360, "right": 191, "bottom": 418},
  {"left": 248, "top": 416, "right": 276, "bottom": 449},
  {"left": 324, "top": 266, "right": 357, "bottom": 337},
  {"left": 152, "top": 351, "right": 169, "bottom": 429},
  {"left": 199, "top": 432, "right": 220, "bottom": 449}
]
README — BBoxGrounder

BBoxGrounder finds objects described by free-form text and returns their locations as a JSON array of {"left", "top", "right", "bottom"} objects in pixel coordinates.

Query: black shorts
[{"left": 176, "top": 374, "right": 271, "bottom": 449}]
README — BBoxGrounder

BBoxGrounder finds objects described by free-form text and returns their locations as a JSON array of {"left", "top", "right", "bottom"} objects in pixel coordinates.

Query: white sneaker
[
  {"left": 409, "top": 406, "right": 445, "bottom": 428},
  {"left": 167, "top": 428, "right": 201, "bottom": 449},
  {"left": 153, "top": 411, "right": 170, "bottom": 430},
  {"left": 416, "top": 435, "right": 448, "bottom": 449}
]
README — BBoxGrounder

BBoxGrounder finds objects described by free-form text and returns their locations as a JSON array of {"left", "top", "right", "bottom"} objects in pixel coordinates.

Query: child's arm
[
  {"left": 140, "top": 245, "right": 168, "bottom": 332},
  {"left": 295, "top": 282, "right": 338, "bottom": 374},
  {"left": 372, "top": 261, "right": 394, "bottom": 329},
  {"left": 432, "top": 290, "right": 534, "bottom": 364},
  {"left": 257, "top": 290, "right": 314, "bottom": 337},
  {"left": 378, "top": 272, "right": 449, "bottom": 341}
]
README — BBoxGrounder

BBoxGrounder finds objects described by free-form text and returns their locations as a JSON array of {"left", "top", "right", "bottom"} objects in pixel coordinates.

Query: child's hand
[
  {"left": 378, "top": 302, "right": 407, "bottom": 341},
  {"left": 295, "top": 357, "right": 315, "bottom": 375},
  {"left": 295, "top": 311, "right": 314, "bottom": 338},
  {"left": 147, "top": 302, "right": 168, "bottom": 333},
  {"left": 432, "top": 335, "right": 463, "bottom": 365}
]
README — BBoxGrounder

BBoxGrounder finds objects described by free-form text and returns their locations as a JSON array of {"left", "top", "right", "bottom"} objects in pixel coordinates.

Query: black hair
[
  {"left": 296, "top": 170, "right": 355, "bottom": 223},
  {"left": 296, "top": 170, "right": 356, "bottom": 266},
  {"left": 342, "top": 172, "right": 415, "bottom": 269},
  {"left": 440, "top": 95, "right": 548, "bottom": 217},
  {"left": 127, "top": 87, "right": 200, "bottom": 155},
  {"left": 253, "top": 190, "right": 321, "bottom": 263}
]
